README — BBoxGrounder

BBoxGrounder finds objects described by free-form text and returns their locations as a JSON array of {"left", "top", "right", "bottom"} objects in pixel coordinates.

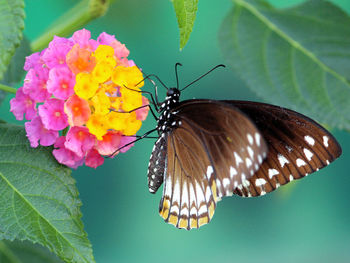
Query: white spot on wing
[
  {"left": 247, "top": 146, "right": 254, "bottom": 159},
  {"left": 230, "top": 166, "right": 237, "bottom": 178},
  {"left": 285, "top": 145, "right": 293, "bottom": 152},
  {"left": 190, "top": 207, "right": 197, "bottom": 216},
  {"left": 234, "top": 152, "right": 243, "bottom": 166},
  {"left": 182, "top": 180, "right": 188, "bottom": 206},
  {"left": 255, "top": 132, "right": 261, "bottom": 146},
  {"left": 268, "top": 168, "right": 279, "bottom": 179},
  {"left": 304, "top": 135, "right": 315, "bottom": 146},
  {"left": 323, "top": 136, "right": 329, "bottom": 147},
  {"left": 255, "top": 178, "right": 266, "bottom": 187},
  {"left": 278, "top": 154, "right": 289, "bottom": 167},
  {"left": 296, "top": 158, "right": 307, "bottom": 167},
  {"left": 165, "top": 174, "right": 172, "bottom": 197},
  {"left": 303, "top": 148, "right": 313, "bottom": 161},
  {"left": 196, "top": 183, "right": 205, "bottom": 208},
  {"left": 189, "top": 183, "right": 197, "bottom": 207},
  {"left": 247, "top": 133, "right": 254, "bottom": 145},
  {"left": 205, "top": 185, "right": 211, "bottom": 202},
  {"left": 173, "top": 179, "right": 180, "bottom": 204},
  {"left": 245, "top": 158, "right": 252, "bottom": 168},
  {"left": 206, "top": 166, "right": 213, "bottom": 180},
  {"left": 170, "top": 204, "right": 179, "bottom": 215},
  {"left": 180, "top": 207, "right": 189, "bottom": 216},
  {"left": 289, "top": 174, "right": 294, "bottom": 181},
  {"left": 198, "top": 205, "right": 207, "bottom": 216},
  {"left": 223, "top": 178, "right": 230, "bottom": 189}
]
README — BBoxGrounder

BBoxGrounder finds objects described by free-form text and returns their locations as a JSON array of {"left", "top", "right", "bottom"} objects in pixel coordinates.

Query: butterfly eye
[{"left": 166, "top": 88, "right": 177, "bottom": 96}]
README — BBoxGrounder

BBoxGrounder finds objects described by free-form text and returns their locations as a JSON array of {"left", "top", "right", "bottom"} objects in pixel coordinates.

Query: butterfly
[{"left": 138, "top": 64, "right": 342, "bottom": 230}]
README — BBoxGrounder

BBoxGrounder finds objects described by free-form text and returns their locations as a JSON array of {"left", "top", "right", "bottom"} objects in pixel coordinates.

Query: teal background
[{"left": 1, "top": 0, "right": 350, "bottom": 262}]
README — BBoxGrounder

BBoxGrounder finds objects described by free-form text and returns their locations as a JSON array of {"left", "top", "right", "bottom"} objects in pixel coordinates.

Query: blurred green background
[{"left": 1, "top": 0, "right": 350, "bottom": 262}]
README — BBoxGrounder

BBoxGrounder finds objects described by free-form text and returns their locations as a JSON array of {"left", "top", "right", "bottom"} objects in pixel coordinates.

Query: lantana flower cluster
[{"left": 10, "top": 29, "right": 149, "bottom": 168}]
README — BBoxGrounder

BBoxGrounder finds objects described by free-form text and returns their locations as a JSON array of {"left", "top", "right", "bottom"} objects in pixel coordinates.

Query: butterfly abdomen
[{"left": 148, "top": 135, "right": 167, "bottom": 193}]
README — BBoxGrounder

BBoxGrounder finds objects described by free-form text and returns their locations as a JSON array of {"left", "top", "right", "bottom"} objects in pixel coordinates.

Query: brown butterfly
[{"left": 143, "top": 64, "right": 342, "bottom": 230}]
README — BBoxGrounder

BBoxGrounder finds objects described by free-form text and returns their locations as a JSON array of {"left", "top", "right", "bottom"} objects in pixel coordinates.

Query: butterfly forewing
[
  {"left": 226, "top": 100, "right": 342, "bottom": 197},
  {"left": 158, "top": 100, "right": 268, "bottom": 229}
]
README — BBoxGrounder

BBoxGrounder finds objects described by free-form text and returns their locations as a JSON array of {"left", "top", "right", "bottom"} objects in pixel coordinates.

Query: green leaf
[
  {"left": 219, "top": 0, "right": 350, "bottom": 130},
  {"left": 0, "top": 0, "right": 25, "bottom": 80},
  {"left": 1, "top": 36, "right": 31, "bottom": 87},
  {"left": 172, "top": 0, "right": 198, "bottom": 50},
  {"left": 0, "top": 240, "right": 63, "bottom": 263},
  {"left": 0, "top": 123, "right": 95, "bottom": 263}
]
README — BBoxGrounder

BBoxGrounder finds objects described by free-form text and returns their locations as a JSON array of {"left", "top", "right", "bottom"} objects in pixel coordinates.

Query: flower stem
[
  {"left": 31, "top": 0, "right": 109, "bottom": 52},
  {"left": 0, "top": 83, "right": 17, "bottom": 94}
]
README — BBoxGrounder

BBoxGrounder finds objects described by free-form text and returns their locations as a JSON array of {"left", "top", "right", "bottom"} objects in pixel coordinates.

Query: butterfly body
[
  {"left": 145, "top": 76, "right": 341, "bottom": 230},
  {"left": 148, "top": 88, "right": 181, "bottom": 193}
]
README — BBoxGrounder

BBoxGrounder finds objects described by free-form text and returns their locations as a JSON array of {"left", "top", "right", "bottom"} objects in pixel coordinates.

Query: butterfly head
[{"left": 166, "top": 87, "right": 180, "bottom": 97}]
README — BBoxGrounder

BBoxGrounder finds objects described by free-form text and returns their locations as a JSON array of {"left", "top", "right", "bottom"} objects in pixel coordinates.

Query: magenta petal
[
  {"left": 25, "top": 116, "right": 58, "bottom": 147},
  {"left": 72, "top": 28, "right": 93, "bottom": 49},
  {"left": 38, "top": 98, "right": 68, "bottom": 131},
  {"left": 118, "top": 136, "right": 135, "bottom": 153},
  {"left": 47, "top": 66, "right": 75, "bottom": 100},
  {"left": 23, "top": 68, "right": 51, "bottom": 102},
  {"left": 41, "top": 36, "right": 74, "bottom": 69},
  {"left": 85, "top": 149, "right": 104, "bottom": 168},
  {"left": 64, "top": 126, "right": 95, "bottom": 157},
  {"left": 24, "top": 52, "right": 42, "bottom": 71},
  {"left": 10, "top": 87, "right": 37, "bottom": 121},
  {"left": 53, "top": 136, "right": 84, "bottom": 168}
]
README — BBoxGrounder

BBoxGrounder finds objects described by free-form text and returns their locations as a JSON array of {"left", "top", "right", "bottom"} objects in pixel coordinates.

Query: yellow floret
[
  {"left": 123, "top": 116, "right": 142, "bottom": 135},
  {"left": 74, "top": 72, "right": 99, "bottom": 100},
  {"left": 120, "top": 86, "right": 142, "bottom": 112},
  {"left": 111, "top": 66, "right": 144, "bottom": 89},
  {"left": 90, "top": 90, "right": 111, "bottom": 115},
  {"left": 92, "top": 61, "right": 114, "bottom": 83},
  {"left": 93, "top": 45, "right": 116, "bottom": 62},
  {"left": 86, "top": 114, "right": 108, "bottom": 140}
]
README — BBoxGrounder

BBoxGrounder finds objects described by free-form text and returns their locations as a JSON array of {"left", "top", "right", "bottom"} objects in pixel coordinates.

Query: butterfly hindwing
[
  {"left": 159, "top": 124, "right": 216, "bottom": 229},
  {"left": 226, "top": 100, "right": 342, "bottom": 197},
  {"left": 158, "top": 100, "right": 268, "bottom": 229}
]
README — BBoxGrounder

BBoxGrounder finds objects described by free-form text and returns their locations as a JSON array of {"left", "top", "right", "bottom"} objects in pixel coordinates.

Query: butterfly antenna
[
  {"left": 180, "top": 64, "right": 226, "bottom": 91},
  {"left": 175, "top": 62, "right": 182, "bottom": 90},
  {"left": 138, "top": 73, "right": 169, "bottom": 91}
]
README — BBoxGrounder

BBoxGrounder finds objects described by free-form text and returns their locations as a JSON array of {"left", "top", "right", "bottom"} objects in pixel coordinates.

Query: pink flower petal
[
  {"left": 38, "top": 98, "right": 68, "bottom": 131},
  {"left": 136, "top": 96, "right": 149, "bottom": 121},
  {"left": 97, "top": 32, "right": 129, "bottom": 59},
  {"left": 10, "top": 87, "right": 37, "bottom": 120},
  {"left": 85, "top": 149, "right": 104, "bottom": 168},
  {"left": 47, "top": 66, "right": 75, "bottom": 100},
  {"left": 53, "top": 136, "right": 84, "bottom": 168},
  {"left": 64, "top": 126, "right": 96, "bottom": 157},
  {"left": 95, "top": 131, "right": 122, "bottom": 156},
  {"left": 64, "top": 94, "right": 91, "bottom": 126},
  {"left": 24, "top": 52, "right": 42, "bottom": 71},
  {"left": 24, "top": 116, "right": 58, "bottom": 147},
  {"left": 72, "top": 28, "right": 98, "bottom": 51},
  {"left": 23, "top": 68, "right": 51, "bottom": 102},
  {"left": 41, "top": 36, "right": 74, "bottom": 69},
  {"left": 119, "top": 136, "right": 135, "bottom": 153}
]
